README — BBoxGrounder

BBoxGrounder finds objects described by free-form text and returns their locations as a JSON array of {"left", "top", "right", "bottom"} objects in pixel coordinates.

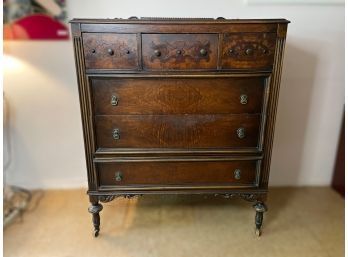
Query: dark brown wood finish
[
  {"left": 92, "top": 77, "right": 266, "bottom": 115},
  {"left": 222, "top": 33, "right": 276, "bottom": 69},
  {"left": 71, "top": 17, "right": 289, "bottom": 237},
  {"left": 142, "top": 34, "right": 218, "bottom": 70},
  {"left": 78, "top": 23, "right": 280, "bottom": 34},
  {"left": 95, "top": 114, "right": 261, "bottom": 149},
  {"left": 83, "top": 33, "right": 138, "bottom": 69},
  {"left": 260, "top": 23, "right": 288, "bottom": 188},
  {"left": 97, "top": 160, "right": 259, "bottom": 187}
]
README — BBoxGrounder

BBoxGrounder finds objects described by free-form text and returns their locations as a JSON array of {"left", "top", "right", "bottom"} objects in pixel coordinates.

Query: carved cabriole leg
[
  {"left": 88, "top": 202, "right": 103, "bottom": 237},
  {"left": 253, "top": 202, "right": 267, "bottom": 237}
]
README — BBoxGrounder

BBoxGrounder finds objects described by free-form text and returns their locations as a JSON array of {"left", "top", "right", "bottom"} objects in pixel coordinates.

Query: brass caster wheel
[
  {"left": 255, "top": 228, "right": 261, "bottom": 237},
  {"left": 94, "top": 230, "right": 99, "bottom": 237}
]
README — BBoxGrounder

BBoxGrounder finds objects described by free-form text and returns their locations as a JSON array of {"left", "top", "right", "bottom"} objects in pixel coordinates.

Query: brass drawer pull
[
  {"left": 234, "top": 169, "right": 241, "bottom": 180},
  {"left": 112, "top": 128, "right": 120, "bottom": 140},
  {"left": 154, "top": 49, "right": 161, "bottom": 57},
  {"left": 107, "top": 48, "right": 114, "bottom": 55},
  {"left": 229, "top": 48, "right": 236, "bottom": 55},
  {"left": 240, "top": 94, "right": 248, "bottom": 105},
  {"left": 236, "top": 127, "right": 245, "bottom": 139},
  {"left": 111, "top": 95, "right": 119, "bottom": 106},
  {"left": 200, "top": 48, "right": 207, "bottom": 56},
  {"left": 245, "top": 48, "right": 254, "bottom": 56},
  {"left": 115, "top": 171, "right": 123, "bottom": 182}
]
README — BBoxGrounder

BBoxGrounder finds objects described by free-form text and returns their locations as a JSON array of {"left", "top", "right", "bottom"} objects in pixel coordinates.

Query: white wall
[{"left": 3, "top": 0, "right": 344, "bottom": 189}]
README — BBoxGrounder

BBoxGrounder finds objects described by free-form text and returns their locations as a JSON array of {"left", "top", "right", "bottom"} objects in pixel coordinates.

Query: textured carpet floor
[{"left": 4, "top": 187, "right": 344, "bottom": 257}]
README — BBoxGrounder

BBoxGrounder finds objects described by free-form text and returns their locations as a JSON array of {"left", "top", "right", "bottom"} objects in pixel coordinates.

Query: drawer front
[
  {"left": 95, "top": 114, "right": 261, "bottom": 149},
  {"left": 142, "top": 34, "right": 218, "bottom": 70},
  {"left": 222, "top": 33, "right": 276, "bottom": 69},
  {"left": 92, "top": 77, "right": 265, "bottom": 115},
  {"left": 97, "top": 160, "right": 259, "bottom": 187},
  {"left": 82, "top": 33, "right": 138, "bottom": 69}
]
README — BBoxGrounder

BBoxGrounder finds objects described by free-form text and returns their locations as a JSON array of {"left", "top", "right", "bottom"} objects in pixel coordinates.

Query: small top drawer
[
  {"left": 82, "top": 33, "right": 139, "bottom": 70},
  {"left": 222, "top": 33, "right": 276, "bottom": 70},
  {"left": 142, "top": 34, "right": 218, "bottom": 70}
]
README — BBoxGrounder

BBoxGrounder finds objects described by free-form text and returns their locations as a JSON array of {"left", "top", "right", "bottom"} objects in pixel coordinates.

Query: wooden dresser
[{"left": 71, "top": 17, "right": 289, "bottom": 237}]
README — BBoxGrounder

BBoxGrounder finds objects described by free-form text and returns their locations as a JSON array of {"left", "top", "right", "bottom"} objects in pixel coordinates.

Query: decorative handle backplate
[
  {"left": 234, "top": 169, "right": 241, "bottom": 180},
  {"left": 113, "top": 128, "right": 120, "bottom": 140},
  {"left": 115, "top": 171, "right": 123, "bottom": 182},
  {"left": 240, "top": 94, "right": 248, "bottom": 105},
  {"left": 111, "top": 95, "right": 119, "bottom": 106},
  {"left": 236, "top": 127, "right": 245, "bottom": 139}
]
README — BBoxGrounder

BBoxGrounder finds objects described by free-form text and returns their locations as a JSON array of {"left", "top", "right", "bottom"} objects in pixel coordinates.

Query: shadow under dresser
[{"left": 70, "top": 17, "right": 289, "bottom": 237}]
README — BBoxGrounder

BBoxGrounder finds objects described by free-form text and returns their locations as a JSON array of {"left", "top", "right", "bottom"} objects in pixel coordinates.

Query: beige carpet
[{"left": 4, "top": 187, "right": 344, "bottom": 257}]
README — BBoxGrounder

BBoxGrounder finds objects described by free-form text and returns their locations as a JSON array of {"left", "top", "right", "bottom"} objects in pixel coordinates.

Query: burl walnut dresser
[{"left": 71, "top": 17, "right": 289, "bottom": 237}]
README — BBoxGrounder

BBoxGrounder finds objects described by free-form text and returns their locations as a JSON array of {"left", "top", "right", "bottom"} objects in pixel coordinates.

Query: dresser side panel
[
  {"left": 71, "top": 23, "right": 98, "bottom": 191},
  {"left": 260, "top": 23, "right": 288, "bottom": 188}
]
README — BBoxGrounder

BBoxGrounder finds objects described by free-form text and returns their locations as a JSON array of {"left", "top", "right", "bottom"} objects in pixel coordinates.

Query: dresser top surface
[{"left": 70, "top": 17, "right": 290, "bottom": 24}]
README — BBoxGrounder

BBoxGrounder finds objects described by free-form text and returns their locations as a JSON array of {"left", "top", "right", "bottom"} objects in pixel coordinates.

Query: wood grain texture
[
  {"left": 260, "top": 32, "right": 287, "bottom": 187},
  {"left": 71, "top": 18, "right": 290, "bottom": 24},
  {"left": 72, "top": 33, "right": 98, "bottom": 191},
  {"left": 142, "top": 34, "right": 218, "bottom": 70},
  {"left": 83, "top": 33, "right": 138, "bottom": 69},
  {"left": 97, "top": 160, "right": 258, "bottom": 187},
  {"left": 80, "top": 23, "right": 280, "bottom": 34},
  {"left": 71, "top": 19, "right": 289, "bottom": 236},
  {"left": 71, "top": 18, "right": 288, "bottom": 236},
  {"left": 222, "top": 33, "right": 276, "bottom": 69},
  {"left": 91, "top": 77, "right": 265, "bottom": 115},
  {"left": 95, "top": 114, "right": 261, "bottom": 149}
]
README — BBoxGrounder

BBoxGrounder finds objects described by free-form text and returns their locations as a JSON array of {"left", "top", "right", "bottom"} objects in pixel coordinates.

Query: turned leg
[
  {"left": 88, "top": 202, "right": 103, "bottom": 237},
  {"left": 253, "top": 202, "right": 267, "bottom": 237}
]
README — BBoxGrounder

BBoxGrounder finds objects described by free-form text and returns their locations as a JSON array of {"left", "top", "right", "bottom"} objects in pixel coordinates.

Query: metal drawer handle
[
  {"left": 111, "top": 95, "right": 119, "bottom": 106},
  {"left": 113, "top": 128, "right": 120, "bottom": 140},
  {"left": 108, "top": 48, "right": 114, "bottom": 55},
  {"left": 229, "top": 48, "right": 236, "bottom": 55},
  {"left": 240, "top": 94, "right": 248, "bottom": 105},
  {"left": 200, "top": 48, "right": 207, "bottom": 56},
  {"left": 154, "top": 49, "right": 161, "bottom": 57},
  {"left": 115, "top": 171, "right": 123, "bottom": 182},
  {"left": 234, "top": 169, "right": 241, "bottom": 180},
  {"left": 237, "top": 127, "right": 245, "bottom": 139},
  {"left": 245, "top": 48, "right": 254, "bottom": 56}
]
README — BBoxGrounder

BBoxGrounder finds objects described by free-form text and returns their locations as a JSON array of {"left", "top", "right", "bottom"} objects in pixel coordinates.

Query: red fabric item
[{"left": 4, "top": 14, "right": 69, "bottom": 40}]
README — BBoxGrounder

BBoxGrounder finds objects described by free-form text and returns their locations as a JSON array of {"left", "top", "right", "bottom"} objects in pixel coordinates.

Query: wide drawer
[
  {"left": 97, "top": 159, "right": 260, "bottom": 188},
  {"left": 142, "top": 34, "right": 218, "bottom": 70},
  {"left": 92, "top": 77, "right": 265, "bottom": 115},
  {"left": 82, "top": 33, "right": 138, "bottom": 69},
  {"left": 222, "top": 33, "right": 276, "bottom": 69},
  {"left": 95, "top": 114, "right": 261, "bottom": 149}
]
